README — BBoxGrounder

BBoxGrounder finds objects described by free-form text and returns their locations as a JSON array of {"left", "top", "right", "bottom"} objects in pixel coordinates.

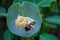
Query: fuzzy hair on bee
[{"left": 15, "top": 15, "right": 35, "bottom": 30}]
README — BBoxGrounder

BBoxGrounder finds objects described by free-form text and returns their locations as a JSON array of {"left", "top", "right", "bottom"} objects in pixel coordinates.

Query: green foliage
[
  {"left": 37, "top": 0, "right": 56, "bottom": 7},
  {"left": 0, "top": 7, "right": 6, "bottom": 13},
  {"left": 40, "top": 33, "right": 57, "bottom": 40},
  {"left": 45, "top": 15, "right": 60, "bottom": 25},
  {"left": 4, "top": 29, "right": 14, "bottom": 40},
  {"left": 13, "top": 0, "right": 56, "bottom": 7},
  {"left": 13, "top": 0, "right": 24, "bottom": 3},
  {"left": 43, "top": 22, "right": 58, "bottom": 29},
  {"left": 0, "top": 7, "right": 7, "bottom": 17},
  {"left": 53, "top": 3, "right": 59, "bottom": 13}
]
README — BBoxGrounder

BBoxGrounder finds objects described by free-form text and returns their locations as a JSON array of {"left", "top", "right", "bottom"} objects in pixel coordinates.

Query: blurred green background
[{"left": 0, "top": 0, "right": 60, "bottom": 40}]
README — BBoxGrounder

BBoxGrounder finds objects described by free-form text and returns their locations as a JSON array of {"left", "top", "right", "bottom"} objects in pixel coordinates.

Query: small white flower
[{"left": 7, "top": 1, "right": 42, "bottom": 37}]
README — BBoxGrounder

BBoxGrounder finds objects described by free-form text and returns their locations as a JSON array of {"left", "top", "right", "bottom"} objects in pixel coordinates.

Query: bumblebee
[{"left": 15, "top": 15, "right": 35, "bottom": 31}]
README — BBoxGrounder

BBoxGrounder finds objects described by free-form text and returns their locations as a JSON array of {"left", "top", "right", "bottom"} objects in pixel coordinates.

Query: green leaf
[
  {"left": 40, "top": 33, "right": 57, "bottom": 40},
  {"left": 52, "top": 2, "right": 59, "bottom": 13},
  {"left": 13, "top": 0, "right": 56, "bottom": 7},
  {"left": 13, "top": 0, "right": 37, "bottom": 4},
  {"left": 47, "top": 24, "right": 57, "bottom": 29},
  {"left": 0, "top": 7, "right": 7, "bottom": 17},
  {"left": 45, "top": 15, "right": 60, "bottom": 25},
  {"left": 0, "top": 13, "right": 7, "bottom": 17},
  {"left": 4, "top": 29, "right": 14, "bottom": 40},
  {"left": 43, "top": 22, "right": 57, "bottom": 29},
  {"left": 13, "top": 0, "right": 24, "bottom": 3},
  {"left": 37, "top": 0, "right": 56, "bottom": 7},
  {"left": 0, "top": 7, "right": 6, "bottom": 13}
]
